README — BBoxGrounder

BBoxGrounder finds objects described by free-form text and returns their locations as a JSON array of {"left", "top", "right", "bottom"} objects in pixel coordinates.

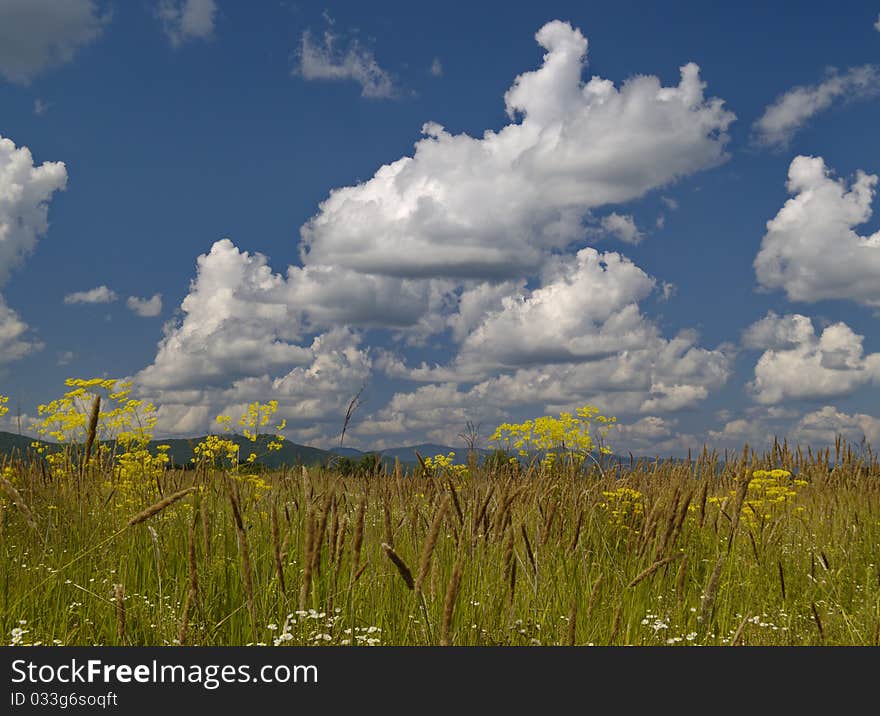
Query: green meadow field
[{"left": 2, "top": 381, "right": 880, "bottom": 647}]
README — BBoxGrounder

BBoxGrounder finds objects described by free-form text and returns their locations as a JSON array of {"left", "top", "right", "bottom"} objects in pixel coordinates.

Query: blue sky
[{"left": 1, "top": 0, "right": 880, "bottom": 456}]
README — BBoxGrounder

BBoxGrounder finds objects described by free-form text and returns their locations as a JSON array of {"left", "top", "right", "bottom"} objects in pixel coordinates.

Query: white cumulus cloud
[
  {"left": 790, "top": 405, "right": 880, "bottom": 450},
  {"left": 0, "top": 0, "right": 107, "bottom": 84},
  {"left": 0, "top": 297, "right": 42, "bottom": 365},
  {"left": 754, "top": 155, "right": 880, "bottom": 306},
  {"left": 295, "top": 28, "right": 395, "bottom": 98},
  {"left": 134, "top": 20, "right": 738, "bottom": 444},
  {"left": 126, "top": 293, "right": 163, "bottom": 317},
  {"left": 156, "top": 0, "right": 217, "bottom": 47},
  {"left": 745, "top": 312, "right": 880, "bottom": 404},
  {"left": 0, "top": 133, "right": 66, "bottom": 364},
  {"left": 64, "top": 285, "right": 117, "bottom": 304},
  {"left": 0, "top": 136, "right": 68, "bottom": 285},
  {"left": 753, "top": 65, "right": 880, "bottom": 148},
  {"left": 300, "top": 20, "right": 734, "bottom": 280},
  {"left": 599, "top": 213, "right": 645, "bottom": 244}
]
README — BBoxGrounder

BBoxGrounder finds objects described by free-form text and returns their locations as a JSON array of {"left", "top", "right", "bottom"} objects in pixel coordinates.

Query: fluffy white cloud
[
  {"left": 157, "top": 0, "right": 216, "bottom": 47},
  {"left": 753, "top": 66, "right": 880, "bottom": 148},
  {"left": 364, "top": 331, "right": 732, "bottom": 447},
  {"left": 145, "top": 325, "right": 371, "bottom": 439},
  {"left": 0, "top": 134, "right": 66, "bottom": 364},
  {"left": 0, "top": 297, "right": 42, "bottom": 365},
  {"left": 430, "top": 58, "right": 443, "bottom": 77},
  {"left": 64, "top": 285, "right": 117, "bottom": 304},
  {"left": 754, "top": 155, "right": 880, "bottom": 306},
  {"left": 745, "top": 312, "right": 880, "bottom": 404},
  {"left": 126, "top": 293, "right": 163, "bottom": 317},
  {"left": 599, "top": 213, "right": 644, "bottom": 244},
  {"left": 135, "top": 240, "right": 307, "bottom": 391},
  {"left": 741, "top": 311, "right": 814, "bottom": 350},
  {"left": 135, "top": 21, "right": 737, "bottom": 445},
  {"left": 610, "top": 416, "right": 680, "bottom": 453},
  {"left": 875, "top": 14, "right": 880, "bottom": 31},
  {"left": 295, "top": 28, "right": 395, "bottom": 98},
  {"left": 0, "top": 136, "right": 68, "bottom": 286},
  {"left": 453, "top": 248, "right": 657, "bottom": 373},
  {"left": 300, "top": 21, "right": 733, "bottom": 280},
  {"left": 790, "top": 405, "right": 880, "bottom": 450},
  {"left": 0, "top": 0, "right": 107, "bottom": 84}
]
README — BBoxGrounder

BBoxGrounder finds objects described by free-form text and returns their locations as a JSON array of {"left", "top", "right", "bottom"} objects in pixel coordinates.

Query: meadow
[{"left": 2, "top": 382, "right": 880, "bottom": 646}]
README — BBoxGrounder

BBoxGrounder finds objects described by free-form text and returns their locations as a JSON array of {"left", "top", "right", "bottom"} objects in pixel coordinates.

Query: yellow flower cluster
[
  {"left": 192, "top": 401, "right": 287, "bottom": 492},
  {"left": 490, "top": 405, "right": 615, "bottom": 470},
  {"left": 27, "top": 379, "right": 170, "bottom": 505},
  {"left": 192, "top": 434, "right": 241, "bottom": 464},
  {"left": 0, "top": 394, "right": 8, "bottom": 418},
  {"left": 423, "top": 451, "right": 468, "bottom": 478},
  {"left": 744, "top": 468, "right": 807, "bottom": 524},
  {"left": 599, "top": 486, "right": 644, "bottom": 531},
  {"left": 710, "top": 468, "right": 808, "bottom": 528},
  {"left": 238, "top": 399, "right": 285, "bottom": 449}
]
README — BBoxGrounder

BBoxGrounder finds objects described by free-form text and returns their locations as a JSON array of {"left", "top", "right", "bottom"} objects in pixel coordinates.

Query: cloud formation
[
  {"left": 137, "top": 20, "right": 737, "bottom": 443},
  {"left": 64, "top": 285, "right": 117, "bottom": 305},
  {"left": 753, "top": 65, "right": 880, "bottom": 148},
  {"left": 790, "top": 405, "right": 880, "bottom": 449},
  {"left": 300, "top": 21, "right": 733, "bottom": 280},
  {"left": 599, "top": 213, "right": 644, "bottom": 244},
  {"left": 745, "top": 312, "right": 880, "bottom": 404},
  {"left": 127, "top": 293, "right": 163, "bottom": 317},
  {"left": 754, "top": 155, "right": 880, "bottom": 306},
  {"left": 0, "top": 137, "right": 68, "bottom": 286},
  {"left": 0, "top": 134, "right": 66, "bottom": 364},
  {"left": 295, "top": 28, "right": 395, "bottom": 98},
  {"left": 0, "top": 0, "right": 107, "bottom": 84},
  {"left": 157, "top": 0, "right": 216, "bottom": 47},
  {"left": 0, "top": 297, "right": 42, "bottom": 366}
]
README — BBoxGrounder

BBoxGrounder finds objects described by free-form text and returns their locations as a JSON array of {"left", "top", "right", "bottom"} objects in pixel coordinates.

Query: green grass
[{"left": 2, "top": 440, "right": 880, "bottom": 646}]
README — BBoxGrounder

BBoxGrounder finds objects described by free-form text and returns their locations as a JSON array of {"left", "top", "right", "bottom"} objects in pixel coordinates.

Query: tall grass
[{"left": 2, "top": 438, "right": 880, "bottom": 646}]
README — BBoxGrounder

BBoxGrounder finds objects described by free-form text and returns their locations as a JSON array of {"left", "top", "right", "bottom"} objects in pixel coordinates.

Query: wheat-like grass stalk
[
  {"left": 127, "top": 487, "right": 196, "bottom": 526},
  {"left": 586, "top": 574, "right": 602, "bottom": 618},
  {"left": 700, "top": 555, "right": 724, "bottom": 625},
  {"left": 675, "top": 555, "right": 688, "bottom": 604},
  {"left": 568, "top": 508, "right": 584, "bottom": 552},
  {"left": 178, "top": 500, "right": 199, "bottom": 645},
  {"left": 382, "top": 542, "right": 414, "bottom": 590},
  {"left": 415, "top": 495, "right": 449, "bottom": 594},
  {"left": 382, "top": 492, "right": 394, "bottom": 548},
  {"left": 82, "top": 394, "right": 100, "bottom": 471},
  {"left": 114, "top": 583, "right": 125, "bottom": 644},
  {"left": 440, "top": 558, "right": 463, "bottom": 646},
  {"left": 0, "top": 476, "right": 38, "bottom": 531},
  {"left": 352, "top": 495, "right": 366, "bottom": 576},
  {"left": 225, "top": 478, "right": 255, "bottom": 613},
  {"left": 811, "top": 602, "right": 824, "bottom": 641},
  {"left": 628, "top": 554, "right": 681, "bottom": 588},
  {"left": 541, "top": 497, "right": 558, "bottom": 545},
  {"left": 271, "top": 499, "right": 286, "bottom": 594},
  {"left": 520, "top": 523, "right": 536, "bottom": 577}
]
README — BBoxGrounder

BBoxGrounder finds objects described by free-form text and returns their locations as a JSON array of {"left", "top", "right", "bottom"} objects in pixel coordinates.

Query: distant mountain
[
  {"left": 0, "top": 431, "right": 37, "bottom": 459},
  {"left": 330, "top": 446, "right": 365, "bottom": 458},
  {"left": 330, "top": 443, "right": 492, "bottom": 464},
  {"left": 0, "top": 431, "right": 335, "bottom": 469},
  {"left": 0, "top": 430, "right": 692, "bottom": 471}
]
